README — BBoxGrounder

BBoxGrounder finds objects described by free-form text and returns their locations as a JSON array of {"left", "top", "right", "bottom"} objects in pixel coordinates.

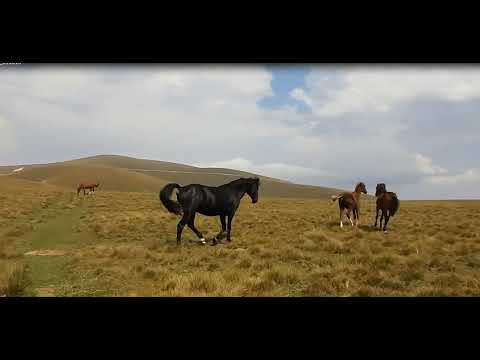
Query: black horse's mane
[{"left": 226, "top": 177, "right": 260, "bottom": 187}]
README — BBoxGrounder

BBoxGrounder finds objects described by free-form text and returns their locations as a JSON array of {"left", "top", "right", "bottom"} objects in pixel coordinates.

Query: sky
[{"left": 1, "top": 64, "right": 479, "bottom": 200}]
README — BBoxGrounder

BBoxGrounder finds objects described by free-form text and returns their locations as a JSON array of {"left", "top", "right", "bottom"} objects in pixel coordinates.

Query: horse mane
[
  {"left": 354, "top": 182, "right": 365, "bottom": 192},
  {"left": 227, "top": 177, "right": 260, "bottom": 187}
]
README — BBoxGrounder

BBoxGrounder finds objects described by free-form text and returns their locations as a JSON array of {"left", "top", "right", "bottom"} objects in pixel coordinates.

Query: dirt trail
[
  {"left": 25, "top": 250, "right": 68, "bottom": 256},
  {"left": 35, "top": 287, "right": 55, "bottom": 297},
  {"left": 15, "top": 194, "right": 98, "bottom": 296}
]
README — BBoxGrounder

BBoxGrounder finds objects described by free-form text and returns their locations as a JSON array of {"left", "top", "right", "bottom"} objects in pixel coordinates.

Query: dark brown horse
[
  {"left": 374, "top": 183, "right": 399, "bottom": 232},
  {"left": 331, "top": 182, "right": 367, "bottom": 228},
  {"left": 77, "top": 183, "right": 100, "bottom": 196}
]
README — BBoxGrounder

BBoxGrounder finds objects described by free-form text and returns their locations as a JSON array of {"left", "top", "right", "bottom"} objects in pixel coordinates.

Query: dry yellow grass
[
  {"left": 2, "top": 176, "right": 480, "bottom": 297},
  {"left": 0, "top": 262, "right": 28, "bottom": 296}
]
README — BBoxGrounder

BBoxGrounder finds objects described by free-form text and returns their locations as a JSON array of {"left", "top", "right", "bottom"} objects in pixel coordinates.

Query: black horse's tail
[
  {"left": 390, "top": 193, "right": 400, "bottom": 217},
  {"left": 160, "top": 183, "right": 183, "bottom": 215}
]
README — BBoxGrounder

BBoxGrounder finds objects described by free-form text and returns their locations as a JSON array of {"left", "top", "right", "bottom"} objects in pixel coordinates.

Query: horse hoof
[{"left": 213, "top": 237, "right": 224, "bottom": 244}]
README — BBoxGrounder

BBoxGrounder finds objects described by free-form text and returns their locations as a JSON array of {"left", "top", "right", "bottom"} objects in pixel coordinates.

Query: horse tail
[
  {"left": 331, "top": 195, "right": 342, "bottom": 202},
  {"left": 390, "top": 193, "right": 400, "bottom": 217},
  {"left": 159, "top": 183, "right": 183, "bottom": 215}
]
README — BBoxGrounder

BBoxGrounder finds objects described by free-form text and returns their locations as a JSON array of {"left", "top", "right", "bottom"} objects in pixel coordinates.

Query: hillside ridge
[{"left": 1, "top": 154, "right": 350, "bottom": 199}]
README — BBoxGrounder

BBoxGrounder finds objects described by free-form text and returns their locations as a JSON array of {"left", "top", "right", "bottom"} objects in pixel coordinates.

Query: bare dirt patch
[
  {"left": 35, "top": 287, "right": 55, "bottom": 297},
  {"left": 25, "top": 250, "right": 67, "bottom": 256}
]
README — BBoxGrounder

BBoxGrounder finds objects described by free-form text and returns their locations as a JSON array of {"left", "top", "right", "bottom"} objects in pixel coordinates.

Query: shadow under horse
[
  {"left": 374, "top": 183, "right": 400, "bottom": 232},
  {"left": 159, "top": 178, "right": 260, "bottom": 246}
]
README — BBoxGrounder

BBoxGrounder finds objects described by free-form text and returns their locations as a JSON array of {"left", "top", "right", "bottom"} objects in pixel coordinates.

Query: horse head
[
  {"left": 376, "top": 183, "right": 387, "bottom": 197},
  {"left": 246, "top": 177, "right": 260, "bottom": 204},
  {"left": 356, "top": 182, "right": 367, "bottom": 195}
]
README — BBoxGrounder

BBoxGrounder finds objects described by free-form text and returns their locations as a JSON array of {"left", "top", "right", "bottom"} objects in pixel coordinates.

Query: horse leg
[
  {"left": 339, "top": 208, "right": 344, "bottom": 228},
  {"left": 176, "top": 212, "right": 190, "bottom": 245},
  {"left": 354, "top": 208, "right": 359, "bottom": 227},
  {"left": 346, "top": 209, "right": 354, "bottom": 226},
  {"left": 187, "top": 213, "right": 206, "bottom": 245},
  {"left": 213, "top": 215, "right": 227, "bottom": 245},
  {"left": 379, "top": 210, "right": 384, "bottom": 231},
  {"left": 226, "top": 213, "right": 235, "bottom": 242},
  {"left": 383, "top": 211, "right": 390, "bottom": 233},
  {"left": 374, "top": 207, "right": 379, "bottom": 228}
]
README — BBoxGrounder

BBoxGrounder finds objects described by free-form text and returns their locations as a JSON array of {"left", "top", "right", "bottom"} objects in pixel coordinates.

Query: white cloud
[
  {"left": 289, "top": 88, "right": 314, "bottom": 108},
  {"left": 0, "top": 66, "right": 292, "bottom": 164},
  {"left": 197, "top": 157, "right": 325, "bottom": 182},
  {"left": 414, "top": 153, "right": 448, "bottom": 175},
  {"left": 0, "top": 114, "right": 16, "bottom": 152},
  {"left": 292, "top": 67, "right": 480, "bottom": 116},
  {"left": 397, "top": 168, "right": 480, "bottom": 200},
  {"left": 426, "top": 168, "right": 480, "bottom": 185}
]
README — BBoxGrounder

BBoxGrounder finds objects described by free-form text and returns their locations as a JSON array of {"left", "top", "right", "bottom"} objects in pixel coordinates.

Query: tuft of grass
[
  {"left": 187, "top": 273, "right": 218, "bottom": 294},
  {"left": 236, "top": 258, "right": 252, "bottom": 269},
  {"left": 0, "top": 262, "right": 29, "bottom": 296},
  {"left": 143, "top": 269, "right": 156, "bottom": 279}
]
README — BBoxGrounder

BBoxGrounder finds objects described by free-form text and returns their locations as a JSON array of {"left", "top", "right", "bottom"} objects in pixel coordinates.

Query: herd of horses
[
  {"left": 159, "top": 178, "right": 399, "bottom": 246},
  {"left": 77, "top": 177, "right": 399, "bottom": 246},
  {"left": 330, "top": 182, "right": 399, "bottom": 233}
]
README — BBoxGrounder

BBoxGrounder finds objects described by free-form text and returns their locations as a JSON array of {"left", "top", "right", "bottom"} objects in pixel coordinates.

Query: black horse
[{"left": 159, "top": 178, "right": 260, "bottom": 245}]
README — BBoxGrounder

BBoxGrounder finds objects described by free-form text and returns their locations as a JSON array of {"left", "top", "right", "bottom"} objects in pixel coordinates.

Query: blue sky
[
  {"left": 1, "top": 64, "right": 480, "bottom": 199},
  {"left": 258, "top": 65, "right": 311, "bottom": 113}
]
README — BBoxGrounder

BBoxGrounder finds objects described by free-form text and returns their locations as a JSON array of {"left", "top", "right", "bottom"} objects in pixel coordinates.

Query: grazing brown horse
[
  {"left": 77, "top": 183, "right": 100, "bottom": 196},
  {"left": 374, "top": 183, "right": 399, "bottom": 232},
  {"left": 331, "top": 182, "right": 367, "bottom": 228}
]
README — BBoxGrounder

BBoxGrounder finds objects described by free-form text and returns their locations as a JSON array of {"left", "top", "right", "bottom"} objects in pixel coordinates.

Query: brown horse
[
  {"left": 331, "top": 182, "right": 367, "bottom": 228},
  {"left": 77, "top": 183, "right": 100, "bottom": 196},
  {"left": 374, "top": 183, "right": 399, "bottom": 232}
]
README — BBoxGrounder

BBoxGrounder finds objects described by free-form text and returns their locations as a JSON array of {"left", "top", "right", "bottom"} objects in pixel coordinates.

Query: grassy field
[{"left": 2, "top": 176, "right": 480, "bottom": 297}]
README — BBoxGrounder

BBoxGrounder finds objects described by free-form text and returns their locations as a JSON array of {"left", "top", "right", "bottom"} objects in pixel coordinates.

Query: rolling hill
[{"left": 0, "top": 155, "right": 346, "bottom": 198}]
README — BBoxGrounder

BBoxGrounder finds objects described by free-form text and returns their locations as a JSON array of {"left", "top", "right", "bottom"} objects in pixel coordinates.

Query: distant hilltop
[{"left": 0, "top": 154, "right": 351, "bottom": 199}]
